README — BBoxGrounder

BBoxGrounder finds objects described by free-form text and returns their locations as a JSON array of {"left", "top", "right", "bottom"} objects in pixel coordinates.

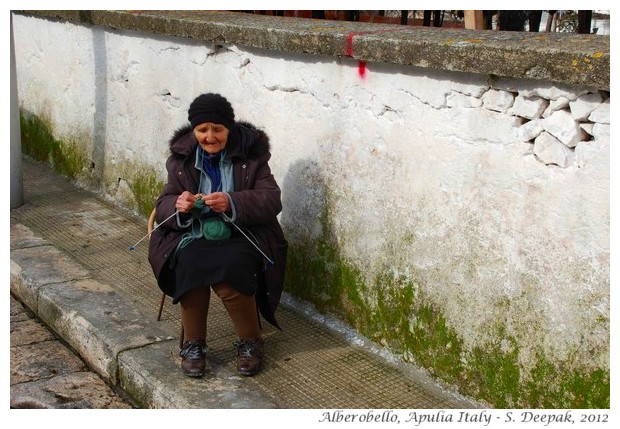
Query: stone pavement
[
  {"left": 10, "top": 157, "right": 485, "bottom": 409},
  {"left": 10, "top": 294, "right": 134, "bottom": 409}
]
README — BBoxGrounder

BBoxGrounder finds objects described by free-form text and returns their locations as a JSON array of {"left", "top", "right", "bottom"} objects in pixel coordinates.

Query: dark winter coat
[{"left": 147, "top": 122, "right": 288, "bottom": 328}]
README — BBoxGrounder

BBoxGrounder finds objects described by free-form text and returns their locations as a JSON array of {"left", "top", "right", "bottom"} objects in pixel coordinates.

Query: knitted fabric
[{"left": 187, "top": 93, "right": 235, "bottom": 130}]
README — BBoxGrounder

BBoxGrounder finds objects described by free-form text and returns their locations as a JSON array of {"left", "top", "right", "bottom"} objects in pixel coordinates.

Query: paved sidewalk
[
  {"left": 10, "top": 157, "right": 484, "bottom": 409},
  {"left": 10, "top": 294, "right": 135, "bottom": 409}
]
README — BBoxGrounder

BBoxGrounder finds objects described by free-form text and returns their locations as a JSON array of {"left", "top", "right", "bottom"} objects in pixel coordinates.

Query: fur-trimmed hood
[{"left": 168, "top": 121, "right": 270, "bottom": 161}]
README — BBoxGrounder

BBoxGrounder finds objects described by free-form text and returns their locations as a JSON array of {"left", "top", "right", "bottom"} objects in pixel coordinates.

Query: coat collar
[{"left": 168, "top": 121, "right": 270, "bottom": 160}]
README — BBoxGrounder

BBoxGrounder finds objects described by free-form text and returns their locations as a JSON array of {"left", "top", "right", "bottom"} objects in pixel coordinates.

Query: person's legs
[
  {"left": 212, "top": 283, "right": 263, "bottom": 376},
  {"left": 212, "top": 284, "right": 260, "bottom": 338},
  {"left": 180, "top": 287, "right": 210, "bottom": 340},
  {"left": 179, "top": 287, "right": 210, "bottom": 377}
]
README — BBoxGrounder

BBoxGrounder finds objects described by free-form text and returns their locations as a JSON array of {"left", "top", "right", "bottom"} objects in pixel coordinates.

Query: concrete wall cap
[{"left": 15, "top": 10, "right": 610, "bottom": 90}]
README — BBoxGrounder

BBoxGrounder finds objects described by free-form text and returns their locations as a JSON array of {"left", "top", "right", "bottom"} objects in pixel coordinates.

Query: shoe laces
[
  {"left": 180, "top": 340, "right": 207, "bottom": 359},
  {"left": 234, "top": 339, "right": 258, "bottom": 358}
]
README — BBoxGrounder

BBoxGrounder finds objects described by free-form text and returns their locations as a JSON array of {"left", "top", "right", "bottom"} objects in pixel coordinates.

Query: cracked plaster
[{"left": 13, "top": 13, "right": 610, "bottom": 407}]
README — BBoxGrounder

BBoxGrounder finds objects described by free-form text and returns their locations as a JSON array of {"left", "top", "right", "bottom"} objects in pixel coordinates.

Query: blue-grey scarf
[{"left": 177, "top": 146, "right": 234, "bottom": 249}]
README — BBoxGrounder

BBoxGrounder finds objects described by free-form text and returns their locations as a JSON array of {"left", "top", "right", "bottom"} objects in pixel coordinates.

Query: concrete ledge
[
  {"left": 9, "top": 232, "right": 172, "bottom": 385},
  {"left": 16, "top": 10, "right": 610, "bottom": 90},
  {"left": 10, "top": 245, "right": 91, "bottom": 312},
  {"left": 10, "top": 222, "right": 277, "bottom": 409},
  {"left": 118, "top": 343, "right": 277, "bottom": 408},
  {"left": 37, "top": 279, "right": 175, "bottom": 384}
]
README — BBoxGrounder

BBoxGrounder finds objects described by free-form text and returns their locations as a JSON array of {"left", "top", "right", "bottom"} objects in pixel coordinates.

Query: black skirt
[{"left": 172, "top": 235, "right": 262, "bottom": 304}]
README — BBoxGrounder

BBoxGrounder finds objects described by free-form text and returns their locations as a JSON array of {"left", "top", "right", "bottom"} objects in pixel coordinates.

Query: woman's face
[{"left": 193, "top": 122, "right": 229, "bottom": 154}]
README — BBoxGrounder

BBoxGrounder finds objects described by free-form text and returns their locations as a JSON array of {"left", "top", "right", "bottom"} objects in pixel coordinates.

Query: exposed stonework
[
  {"left": 534, "top": 132, "right": 574, "bottom": 167},
  {"left": 482, "top": 89, "right": 515, "bottom": 113},
  {"left": 589, "top": 99, "right": 610, "bottom": 123},
  {"left": 514, "top": 90, "right": 608, "bottom": 168}
]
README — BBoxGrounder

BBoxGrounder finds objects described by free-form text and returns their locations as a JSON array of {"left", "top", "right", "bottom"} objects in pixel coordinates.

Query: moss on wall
[
  {"left": 284, "top": 207, "right": 610, "bottom": 409},
  {"left": 131, "top": 168, "right": 164, "bottom": 218},
  {"left": 20, "top": 112, "right": 89, "bottom": 180},
  {"left": 20, "top": 111, "right": 165, "bottom": 218},
  {"left": 106, "top": 162, "right": 165, "bottom": 218}
]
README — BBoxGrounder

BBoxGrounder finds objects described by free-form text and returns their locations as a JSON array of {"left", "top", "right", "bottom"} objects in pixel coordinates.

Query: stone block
[
  {"left": 592, "top": 123, "right": 610, "bottom": 143},
  {"left": 449, "top": 74, "right": 489, "bottom": 97},
  {"left": 542, "top": 96, "right": 569, "bottom": 118},
  {"left": 542, "top": 109, "right": 589, "bottom": 147},
  {"left": 518, "top": 119, "right": 544, "bottom": 142},
  {"left": 579, "top": 123, "right": 594, "bottom": 136},
  {"left": 10, "top": 318, "right": 56, "bottom": 347},
  {"left": 10, "top": 245, "right": 91, "bottom": 313},
  {"left": 482, "top": 89, "right": 515, "bottom": 113},
  {"left": 518, "top": 84, "right": 591, "bottom": 100},
  {"left": 510, "top": 95, "right": 548, "bottom": 119},
  {"left": 118, "top": 341, "right": 277, "bottom": 408},
  {"left": 10, "top": 340, "right": 86, "bottom": 385},
  {"left": 10, "top": 295, "right": 31, "bottom": 323},
  {"left": 446, "top": 92, "right": 482, "bottom": 108},
  {"left": 37, "top": 279, "right": 177, "bottom": 384},
  {"left": 574, "top": 141, "right": 598, "bottom": 168},
  {"left": 496, "top": 79, "right": 590, "bottom": 100},
  {"left": 569, "top": 92, "right": 604, "bottom": 121},
  {"left": 589, "top": 99, "right": 610, "bottom": 124},
  {"left": 10, "top": 372, "right": 133, "bottom": 409},
  {"left": 534, "top": 132, "right": 574, "bottom": 168},
  {"left": 440, "top": 106, "right": 521, "bottom": 145}
]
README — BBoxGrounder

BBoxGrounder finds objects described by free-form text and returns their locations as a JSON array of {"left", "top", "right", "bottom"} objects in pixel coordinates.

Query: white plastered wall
[{"left": 14, "top": 14, "right": 609, "bottom": 376}]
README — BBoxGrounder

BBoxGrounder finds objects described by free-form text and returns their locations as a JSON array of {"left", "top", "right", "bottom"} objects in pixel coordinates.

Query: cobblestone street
[{"left": 10, "top": 294, "right": 135, "bottom": 409}]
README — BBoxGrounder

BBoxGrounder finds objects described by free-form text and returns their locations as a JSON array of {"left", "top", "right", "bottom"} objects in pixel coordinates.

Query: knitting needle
[
  {"left": 129, "top": 203, "right": 276, "bottom": 266},
  {"left": 129, "top": 210, "right": 179, "bottom": 251},
  {"left": 219, "top": 212, "right": 275, "bottom": 265}
]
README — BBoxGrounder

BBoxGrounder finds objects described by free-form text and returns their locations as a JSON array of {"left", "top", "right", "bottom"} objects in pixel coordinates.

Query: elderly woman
[{"left": 148, "top": 93, "right": 287, "bottom": 378}]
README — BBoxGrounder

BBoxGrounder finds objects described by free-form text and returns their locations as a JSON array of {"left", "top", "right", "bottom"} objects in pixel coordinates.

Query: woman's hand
[
  {"left": 175, "top": 191, "right": 198, "bottom": 213},
  {"left": 203, "top": 192, "right": 230, "bottom": 213}
]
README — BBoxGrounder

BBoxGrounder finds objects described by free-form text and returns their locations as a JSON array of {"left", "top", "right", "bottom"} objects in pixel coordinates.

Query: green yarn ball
[
  {"left": 202, "top": 217, "right": 231, "bottom": 240},
  {"left": 194, "top": 198, "right": 206, "bottom": 209}
]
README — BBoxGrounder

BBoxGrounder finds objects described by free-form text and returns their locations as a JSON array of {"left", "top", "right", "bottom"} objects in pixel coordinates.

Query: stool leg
[
  {"left": 179, "top": 325, "right": 185, "bottom": 349},
  {"left": 257, "top": 301, "right": 262, "bottom": 330},
  {"left": 157, "top": 293, "right": 166, "bottom": 321}
]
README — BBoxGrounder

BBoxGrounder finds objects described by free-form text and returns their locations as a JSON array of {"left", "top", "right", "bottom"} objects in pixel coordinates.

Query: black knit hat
[{"left": 187, "top": 93, "right": 235, "bottom": 130}]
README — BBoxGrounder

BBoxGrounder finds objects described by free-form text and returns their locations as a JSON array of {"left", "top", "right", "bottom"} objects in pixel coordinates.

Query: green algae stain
[
  {"left": 525, "top": 353, "right": 610, "bottom": 409},
  {"left": 370, "top": 273, "right": 416, "bottom": 351},
  {"left": 467, "top": 337, "right": 521, "bottom": 408},
  {"left": 283, "top": 207, "right": 609, "bottom": 408},
  {"left": 285, "top": 239, "right": 350, "bottom": 312},
  {"left": 411, "top": 302, "right": 465, "bottom": 373},
  {"left": 20, "top": 110, "right": 165, "bottom": 218},
  {"left": 132, "top": 170, "right": 164, "bottom": 218},
  {"left": 20, "top": 112, "right": 88, "bottom": 180},
  {"left": 111, "top": 161, "right": 165, "bottom": 217}
]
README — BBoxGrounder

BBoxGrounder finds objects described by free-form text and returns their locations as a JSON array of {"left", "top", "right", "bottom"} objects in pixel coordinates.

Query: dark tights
[{"left": 180, "top": 284, "right": 261, "bottom": 341}]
